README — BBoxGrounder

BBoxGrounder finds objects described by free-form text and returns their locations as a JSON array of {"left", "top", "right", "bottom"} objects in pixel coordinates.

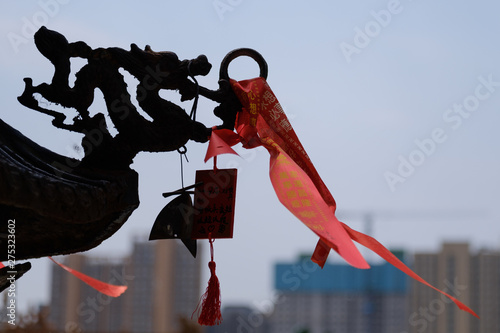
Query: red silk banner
[
  {"left": 265, "top": 142, "right": 368, "bottom": 269},
  {"left": 340, "top": 223, "right": 478, "bottom": 317},
  {"left": 204, "top": 76, "right": 478, "bottom": 318},
  {"left": 230, "top": 77, "right": 367, "bottom": 268},
  {"left": 49, "top": 257, "right": 127, "bottom": 297}
]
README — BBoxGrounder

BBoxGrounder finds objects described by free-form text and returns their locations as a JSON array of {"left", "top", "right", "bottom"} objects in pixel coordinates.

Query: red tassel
[{"left": 194, "top": 237, "right": 222, "bottom": 325}]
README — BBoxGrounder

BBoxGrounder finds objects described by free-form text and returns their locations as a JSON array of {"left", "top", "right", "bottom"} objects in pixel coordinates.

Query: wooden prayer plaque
[{"left": 191, "top": 169, "right": 237, "bottom": 239}]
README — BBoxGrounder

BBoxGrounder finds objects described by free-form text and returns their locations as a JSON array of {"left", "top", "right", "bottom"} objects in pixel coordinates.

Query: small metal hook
[{"left": 177, "top": 145, "right": 188, "bottom": 155}]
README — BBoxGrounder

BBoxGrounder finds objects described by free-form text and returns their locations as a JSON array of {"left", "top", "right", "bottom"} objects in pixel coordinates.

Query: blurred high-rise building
[
  {"left": 270, "top": 252, "right": 409, "bottom": 333},
  {"left": 206, "top": 305, "right": 270, "bottom": 333},
  {"left": 409, "top": 242, "right": 499, "bottom": 333},
  {"left": 48, "top": 239, "right": 202, "bottom": 333}
]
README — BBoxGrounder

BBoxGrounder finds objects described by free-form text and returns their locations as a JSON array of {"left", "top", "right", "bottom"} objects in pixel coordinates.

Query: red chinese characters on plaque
[{"left": 191, "top": 169, "right": 237, "bottom": 239}]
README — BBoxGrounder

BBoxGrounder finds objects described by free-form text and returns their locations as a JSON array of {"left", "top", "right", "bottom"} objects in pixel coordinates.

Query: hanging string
[
  {"left": 208, "top": 235, "right": 215, "bottom": 262},
  {"left": 187, "top": 60, "right": 200, "bottom": 122},
  {"left": 177, "top": 146, "right": 188, "bottom": 189}
]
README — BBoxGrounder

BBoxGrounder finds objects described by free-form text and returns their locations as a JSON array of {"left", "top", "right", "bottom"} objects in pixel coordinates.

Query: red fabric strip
[
  {"left": 265, "top": 143, "right": 368, "bottom": 269},
  {"left": 311, "top": 239, "right": 333, "bottom": 268},
  {"left": 205, "top": 129, "right": 241, "bottom": 162},
  {"left": 203, "top": 76, "right": 477, "bottom": 317},
  {"left": 231, "top": 78, "right": 336, "bottom": 208},
  {"left": 49, "top": 257, "right": 127, "bottom": 297},
  {"left": 339, "top": 223, "right": 479, "bottom": 318},
  {"left": 230, "top": 77, "right": 361, "bottom": 266}
]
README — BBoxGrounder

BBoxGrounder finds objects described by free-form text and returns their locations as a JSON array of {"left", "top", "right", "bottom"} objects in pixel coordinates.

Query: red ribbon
[
  {"left": 49, "top": 257, "right": 127, "bottom": 297},
  {"left": 205, "top": 77, "right": 478, "bottom": 318},
  {"left": 0, "top": 259, "right": 127, "bottom": 298}
]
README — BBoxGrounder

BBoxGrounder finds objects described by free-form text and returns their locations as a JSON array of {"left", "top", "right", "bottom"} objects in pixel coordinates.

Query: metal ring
[
  {"left": 177, "top": 146, "right": 187, "bottom": 154},
  {"left": 219, "top": 48, "right": 268, "bottom": 81}
]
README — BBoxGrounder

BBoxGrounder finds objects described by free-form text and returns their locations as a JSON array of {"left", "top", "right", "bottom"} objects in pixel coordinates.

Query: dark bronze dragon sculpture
[{"left": 0, "top": 26, "right": 266, "bottom": 288}]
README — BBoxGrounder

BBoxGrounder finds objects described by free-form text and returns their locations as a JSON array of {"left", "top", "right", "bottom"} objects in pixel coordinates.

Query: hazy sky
[{"left": 1, "top": 0, "right": 499, "bottom": 314}]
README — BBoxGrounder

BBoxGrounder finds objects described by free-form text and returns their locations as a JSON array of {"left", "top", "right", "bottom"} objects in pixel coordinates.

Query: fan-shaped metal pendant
[{"left": 149, "top": 192, "right": 197, "bottom": 257}]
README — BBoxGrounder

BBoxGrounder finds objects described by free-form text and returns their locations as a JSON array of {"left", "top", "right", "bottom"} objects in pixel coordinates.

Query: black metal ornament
[
  {"left": 149, "top": 146, "right": 201, "bottom": 258},
  {"left": 149, "top": 189, "right": 198, "bottom": 258}
]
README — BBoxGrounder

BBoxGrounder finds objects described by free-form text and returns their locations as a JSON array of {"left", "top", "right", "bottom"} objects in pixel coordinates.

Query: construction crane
[
  {"left": 336, "top": 209, "right": 483, "bottom": 238},
  {"left": 335, "top": 209, "right": 485, "bottom": 261}
]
